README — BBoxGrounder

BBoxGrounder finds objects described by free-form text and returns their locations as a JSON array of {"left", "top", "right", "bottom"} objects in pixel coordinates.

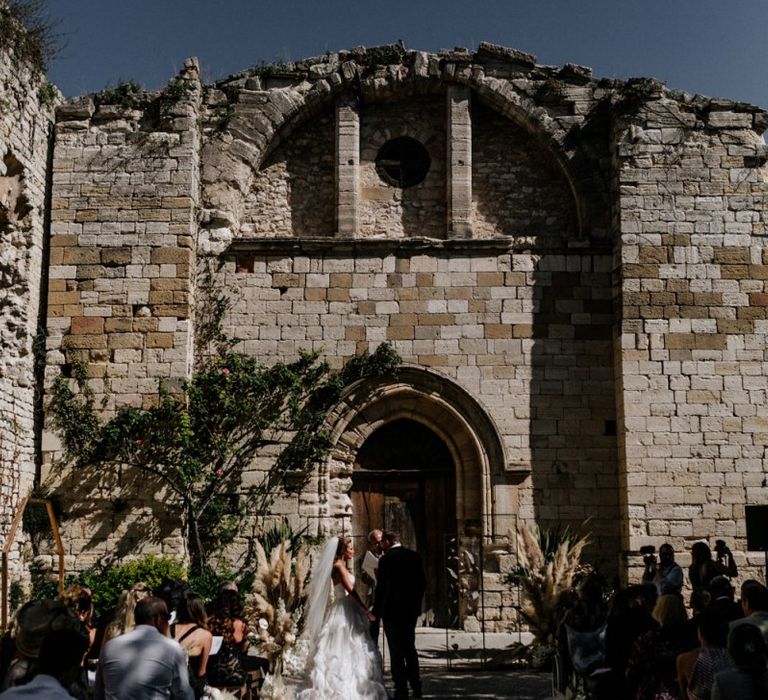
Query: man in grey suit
[
  {"left": 96, "top": 597, "right": 193, "bottom": 700},
  {"left": 373, "top": 531, "right": 426, "bottom": 700}
]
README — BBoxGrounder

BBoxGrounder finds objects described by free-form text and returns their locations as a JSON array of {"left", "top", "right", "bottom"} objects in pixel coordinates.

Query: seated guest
[
  {"left": 1, "top": 600, "right": 84, "bottom": 691},
  {"left": 626, "top": 594, "right": 694, "bottom": 700},
  {"left": 712, "top": 623, "right": 768, "bottom": 699},
  {"left": 96, "top": 597, "right": 193, "bottom": 700},
  {"left": 206, "top": 585, "right": 249, "bottom": 688},
  {"left": 171, "top": 593, "right": 212, "bottom": 699},
  {"left": 676, "top": 608, "right": 732, "bottom": 700},
  {"left": 684, "top": 587, "right": 711, "bottom": 643},
  {"left": 157, "top": 579, "right": 192, "bottom": 625},
  {"left": 102, "top": 581, "right": 149, "bottom": 645},
  {"left": 604, "top": 585, "right": 658, "bottom": 698},
  {"left": 729, "top": 580, "right": 768, "bottom": 646},
  {"left": 61, "top": 585, "right": 96, "bottom": 650},
  {"left": 0, "top": 628, "right": 89, "bottom": 699},
  {"left": 708, "top": 575, "right": 742, "bottom": 623}
]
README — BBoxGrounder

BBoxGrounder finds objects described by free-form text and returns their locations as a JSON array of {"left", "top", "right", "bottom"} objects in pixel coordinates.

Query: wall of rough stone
[
  {"left": 471, "top": 99, "right": 578, "bottom": 238},
  {"left": 359, "top": 96, "right": 446, "bottom": 239},
  {"left": 39, "top": 63, "right": 202, "bottom": 570},
  {"left": 217, "top": 241, "right": 620, "bottom": 570},
  {"left": 242, "top": 108, "right": 335, "bottom": 237},
  {"left": 614, "top": 90, "right": 768, "bottom": 580},
  {"left": 0, "top": 43, "right": 55, "bottom": 573}
]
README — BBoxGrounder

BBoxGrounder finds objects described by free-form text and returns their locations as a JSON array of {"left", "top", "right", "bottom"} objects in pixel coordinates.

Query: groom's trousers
[{"left": 384, "top": 617, "right": 421, "bottom": 699}]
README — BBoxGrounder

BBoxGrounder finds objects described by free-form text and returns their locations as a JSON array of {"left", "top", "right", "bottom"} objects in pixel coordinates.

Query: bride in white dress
[{"left": 296, "top": 536, "right": 388, "bottom": 700}]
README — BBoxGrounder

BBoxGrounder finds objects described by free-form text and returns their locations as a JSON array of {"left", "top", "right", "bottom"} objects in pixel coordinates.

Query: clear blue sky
[{"left": 46, "top": 0, "right": 767, "bottom": 109}]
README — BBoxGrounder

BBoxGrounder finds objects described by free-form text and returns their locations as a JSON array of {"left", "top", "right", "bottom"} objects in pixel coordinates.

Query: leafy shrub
[
  {"left": 33, "top": 554, "right": 186, "bottom": 619},
  {"left": 0, "top": 1, "right": 59, "bottom": 73},
  {"left": 37, "top": 81, "right": 57, "bottom": 106},
  {"left": 96, "top": 81, "right": 142, "bottom": 109}
]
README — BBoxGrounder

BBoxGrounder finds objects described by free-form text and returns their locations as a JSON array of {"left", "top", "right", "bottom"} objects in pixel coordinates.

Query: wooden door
[{"left": 351, "top": 472, "right": 456, "bottom": 627}]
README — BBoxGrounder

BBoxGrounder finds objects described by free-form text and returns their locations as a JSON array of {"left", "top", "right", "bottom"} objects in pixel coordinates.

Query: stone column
[
  {"left": 335, "top": 96, "right": 359, "bottom": 238},
  {"left": 447, "top": 85, "right": 472, "bottom": 239}
]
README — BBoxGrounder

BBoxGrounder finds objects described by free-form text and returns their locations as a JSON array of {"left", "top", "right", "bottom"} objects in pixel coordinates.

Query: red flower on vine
[
  {"left": 221, "top": 368, "right": 230, "bottom": 375},
  {"left": 135, "top": 439, "right": 144, "bottom": 446},
  {"left": 216, "top": 469, "right": 224, "bottom": 477}
]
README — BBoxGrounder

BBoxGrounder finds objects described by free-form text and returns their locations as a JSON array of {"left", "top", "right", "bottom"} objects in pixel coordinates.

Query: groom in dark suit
[{"left": 372, "top": 530, "right": 426, "bottom": 700}]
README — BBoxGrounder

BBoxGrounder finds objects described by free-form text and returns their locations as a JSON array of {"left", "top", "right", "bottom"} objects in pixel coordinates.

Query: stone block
[
  {"left": 70, "top": 317, "right": 104, "bottom": 335},
  {"left": 150, "top": 247, "right": 192, "bottom": 264},
  {"left": 108, "top": 333, "right": 144, "bottom": 349}
]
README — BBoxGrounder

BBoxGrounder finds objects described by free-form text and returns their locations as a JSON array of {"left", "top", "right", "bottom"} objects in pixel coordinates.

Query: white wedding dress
[{"left": 296, "top": 574, "right": 388, "bottom": 700}]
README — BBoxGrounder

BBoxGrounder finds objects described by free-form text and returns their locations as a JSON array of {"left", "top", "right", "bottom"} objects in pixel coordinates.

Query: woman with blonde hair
[
  {"left": 626, "top": 594, "right": 696, "bottom": 699},
  {"left": 102, "top": 581, "right": 150, "bottom": 645}
]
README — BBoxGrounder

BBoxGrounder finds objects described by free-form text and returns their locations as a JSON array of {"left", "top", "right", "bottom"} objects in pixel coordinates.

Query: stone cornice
[{"left": 225, "top": 236, "right": 613, "bottom": 257}]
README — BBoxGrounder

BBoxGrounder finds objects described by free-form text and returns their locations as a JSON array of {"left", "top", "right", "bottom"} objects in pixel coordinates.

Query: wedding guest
[
  {"left": 1, "top": 600, "right": 84, "bottom": 691},
  {"left": 708, "top": 575, "right": 742, "bottom": 623},
  {"left": 96, "top": 597, "right": 192, "bottom": 700},
  {"left": 102, "top": 581, "right": 150, "bottom": 645},
  {"left": 604, "top": 585, "right": 658, "bottom": 697},
  {"left": 206, "top": 585, "right": 248, "bottom": 688},
  {"left": 157, "top": 579, "right": 191, "bottom": 625},
  {"left": 626, "top": 594, "right": 694, "bottom": 700},
  {"left": 688, "top": 542, "right": 735, "bottom": 590},
  {"left": 684, "top": 587, "right": 711, "bottom": 645},
  {"left": 61, "top": 585, "right": 96, "bottom": 650},
  {"left": 676, "top": 608, "right": 732, "bottom": 700},
  {"left": 0, "top": 628, "right": 89, "bottom": 700},
  {"left": 642, "top": 543, "right": 683, "bottom": 596},
  {"left": 712, "top": 623, "right": 768, "bottom": 699},
  {"left": 171, "top": 593, "right": 212, "bottom": 700},
  {"left": 729, "top": 580, "right": 768, "bottom": 646}
]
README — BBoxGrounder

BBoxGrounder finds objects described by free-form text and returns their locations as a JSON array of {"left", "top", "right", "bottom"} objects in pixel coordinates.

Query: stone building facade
[{"left": 2, "top": 40, "right": 768, "bottom": 629}]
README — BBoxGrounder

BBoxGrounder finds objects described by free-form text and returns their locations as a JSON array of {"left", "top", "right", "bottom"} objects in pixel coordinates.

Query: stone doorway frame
[{"left": 319, "top": 366, "right": 507, "bottom": 538}]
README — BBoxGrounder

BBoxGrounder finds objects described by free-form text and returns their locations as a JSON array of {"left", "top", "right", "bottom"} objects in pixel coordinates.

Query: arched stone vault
[
  {"left": 319, "top": 366, "right": 507, "bottom": 537},
  {"left": 200, "top": 48, "right": 612, "bottom": 246}
]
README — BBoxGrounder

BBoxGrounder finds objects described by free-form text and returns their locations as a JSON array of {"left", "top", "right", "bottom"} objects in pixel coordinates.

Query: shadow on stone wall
[
  {"left": 40, "top": 462, "right": 182, "bottom": 567},
  {"left": 529, "top": 251, "right": 621, "bottom": 577}
]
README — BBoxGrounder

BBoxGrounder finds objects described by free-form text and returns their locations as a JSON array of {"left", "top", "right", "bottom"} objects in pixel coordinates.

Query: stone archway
[{"left": 320, "top": 366, "right": 507, "bottom": 627}]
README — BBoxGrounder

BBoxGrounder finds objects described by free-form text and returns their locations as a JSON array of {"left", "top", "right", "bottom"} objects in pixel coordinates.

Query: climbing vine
[{"left": 48, "top": 344, "right": 400, "bottom": 573}]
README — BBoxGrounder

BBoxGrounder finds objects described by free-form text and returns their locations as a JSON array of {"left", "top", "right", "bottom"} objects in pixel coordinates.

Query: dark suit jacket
[{"left": 373, "top": 545, "right": 426, "bottom": 623}]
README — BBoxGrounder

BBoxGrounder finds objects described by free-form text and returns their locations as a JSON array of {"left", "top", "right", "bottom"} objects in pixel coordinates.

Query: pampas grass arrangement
[
  {"left": 246, "top": 537, "right": 309, "bottom": 676},
  {"left": 511, "top": 523, "right": 589, "bottom": 644}
]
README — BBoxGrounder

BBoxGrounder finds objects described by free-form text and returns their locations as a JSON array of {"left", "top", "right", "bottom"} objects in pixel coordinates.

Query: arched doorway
[
  {"left": 321, "top": 366, "right": 509, "bottom": 630},
  {"left": 351, "top": 418, "right": 457, "bottom": 627}
]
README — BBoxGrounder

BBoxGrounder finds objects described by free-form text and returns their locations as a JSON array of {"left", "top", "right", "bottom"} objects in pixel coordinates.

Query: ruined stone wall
[
  {"left": 0, "top": 44, "right": 55, "bottom": 568},
  {"left": 218, "top": 241, "right": 620, "bottom": 570},
  {"left": 242, "top": 108, "right": 335, "bottom": 237},
  {"left": 471, "top": 100, "right": 578, "bottom": 238},
  {"left": 40, "top": 64, "right": 202, "bottom": 570},
  {"left": 359, "top": 96, "right": 446, "bottom": 239},
  {"left": 615, "top": 92, "right": 768, "bottom": 580}
]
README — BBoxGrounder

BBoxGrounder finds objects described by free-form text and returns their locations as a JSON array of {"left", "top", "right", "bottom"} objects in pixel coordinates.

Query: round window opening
[{"left": 375, "top": 136, "right": 431, "bottom": 188}]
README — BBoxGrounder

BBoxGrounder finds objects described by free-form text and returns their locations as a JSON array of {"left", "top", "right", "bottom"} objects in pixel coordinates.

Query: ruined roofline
[
  {"left": 209, "top": 42, "right": 767, "bottom": 126},
  {"left": 55, "top": 42, "right": 767, "bottom": 135}
]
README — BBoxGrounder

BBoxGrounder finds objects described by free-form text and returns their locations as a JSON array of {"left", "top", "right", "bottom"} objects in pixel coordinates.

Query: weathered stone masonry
[
  {"left": 0, "top": 40, "right": 55, "bottom": 570},
  {"left": 1, "top": 42, "right": 767, "bottom": 627}
]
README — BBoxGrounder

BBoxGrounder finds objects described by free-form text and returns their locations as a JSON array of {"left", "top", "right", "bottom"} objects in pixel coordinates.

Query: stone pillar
[
  {"left": 447, "top": 85, "right": 472, "bottom": 239},
  {"left": 335, "top": 96, "right": 359, "bottom": 238}
]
